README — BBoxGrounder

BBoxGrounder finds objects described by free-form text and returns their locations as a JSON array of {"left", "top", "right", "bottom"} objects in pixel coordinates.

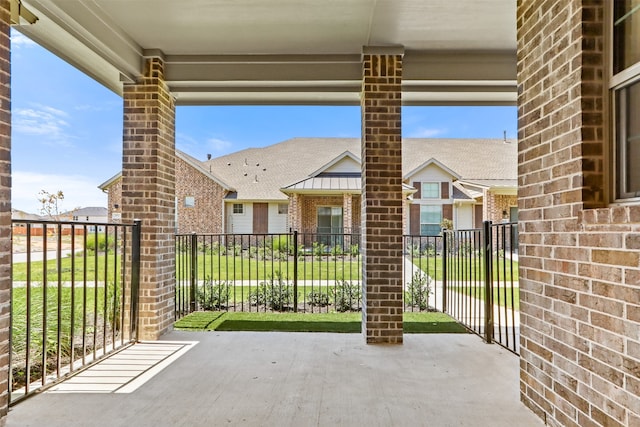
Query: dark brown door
[
  {"left": 253, "top": 203, "right": 269, "bottom": 234},
  {"left": 474, "top": 204, "right": 483, "bottom": 228}
]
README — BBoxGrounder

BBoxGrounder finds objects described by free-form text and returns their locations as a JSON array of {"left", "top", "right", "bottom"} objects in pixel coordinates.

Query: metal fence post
[
  {"left": 190, "top": 232, "right": 197, "bottom": 313},
  {"left": 442, "top": 230, "right": 448, "bottom": 313},
  {"left": 293, "top": 230, "right": 298, "bottom": 312},
  {"left": 483, "top": 220, "right": 493, "bottom": 344},
  {"left": 131, "top": 219, "right": 142, "bottom": 342}
]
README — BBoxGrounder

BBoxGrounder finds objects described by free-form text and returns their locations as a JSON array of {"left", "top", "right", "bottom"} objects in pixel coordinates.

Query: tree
[{"left": 38, "top": 190, "right": 65, "bottom": 220}]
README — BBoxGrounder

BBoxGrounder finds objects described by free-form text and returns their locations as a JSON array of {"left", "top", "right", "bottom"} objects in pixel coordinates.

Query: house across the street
[{"left": 99, "top": 137, "right": 517, "bottom": 235}]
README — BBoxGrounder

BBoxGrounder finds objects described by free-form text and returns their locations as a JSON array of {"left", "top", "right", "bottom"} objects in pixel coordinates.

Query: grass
[
  {"left": 178, "top": 252, "right": 362, "bottom": 281},
  {"left": 174, "top": 311, "right": 468, "bottom": 334},
  {"left": 450, "top": 286, "right": 520, "bottom": 310},
  {"left": 413, "top": 255, "right": 519, "bottom": 282},
  {"left": 12, "top": 252, "right": 121, "bottom": 282}
]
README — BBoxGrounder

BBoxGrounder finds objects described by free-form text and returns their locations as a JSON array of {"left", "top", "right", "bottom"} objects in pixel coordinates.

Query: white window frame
[
  {"left": 421, "top": 182, "right": 440, "bottom": 199},
  {"left": 184, "top": 196, "right": 195, "bottom": 207},
  {"left": 611, "top": 2, "right": 640, "bottom": 202},
  {"left": 232, "top": 203, "right": 244, "bottom": 215},
  {"left": 419, "top": 205, "right": 442, "bottom": 236},
  {"left": 277, "top": 203, "right": 288, "bottom": 215}
]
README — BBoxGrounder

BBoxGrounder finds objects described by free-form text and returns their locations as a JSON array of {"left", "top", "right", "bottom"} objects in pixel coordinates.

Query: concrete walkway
[{"left": 7, "top": 331, "right": 542, "bottom": 427}]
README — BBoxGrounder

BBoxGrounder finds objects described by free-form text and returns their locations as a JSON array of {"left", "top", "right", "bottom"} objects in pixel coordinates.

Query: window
[
  {"left": 184, "top": 196, "right": 195, "bottom": 207},
  {"left": 421, "top": 182, "right": 440, "bottom": 199},
  {"left": 420, "top": 205, "right": 442, "bottom": 236},
  {"left": 613, "top": 1, "right": 640, "bottom": 200},
  {"left": 278, "top": 203, "right": 288, "bottom": 215},
  {"left": 232, "top": 203, "right": 244, "bottom": 214}
]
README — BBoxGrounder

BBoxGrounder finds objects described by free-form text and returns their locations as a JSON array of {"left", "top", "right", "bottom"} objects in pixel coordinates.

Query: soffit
[{"left": 15, "top": 0, "right": 517, "bottom": 105}]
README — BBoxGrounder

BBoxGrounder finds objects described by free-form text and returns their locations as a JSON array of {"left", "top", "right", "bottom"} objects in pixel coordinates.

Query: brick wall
[
  {"left": 122, "top": 56, "right": 176, "bottom": 340},
  {"left": 174, "top": 156, "right": 226, "bottom": 233},
  {"left": 297, "top": 195, "right": 361, "bottom": 231},
  {"left": 518, "top": 1, "right": 640, "bottom": 426},
  {"left": 485, "top": 192, "right": 517, "bottom": 223},
  {"left": 0, "top": 1, "right": 9, "bottom": 422},
  {"left": 361, "top": 50, "right": 404, "bottom": 344},
  {"left": 107, "top": 179, "right": 122, "bottom": 221}
]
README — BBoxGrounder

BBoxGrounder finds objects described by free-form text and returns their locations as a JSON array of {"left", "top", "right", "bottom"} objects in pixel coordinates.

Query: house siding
[
  {"left": 226, "top": 202, "right": 253, "bottom": 233},
  {"left": 518, "top": 2, "right": 640, "bottom": 426},
  {"left": 268, "top": 202, "right": 288, "bottom": 233}
]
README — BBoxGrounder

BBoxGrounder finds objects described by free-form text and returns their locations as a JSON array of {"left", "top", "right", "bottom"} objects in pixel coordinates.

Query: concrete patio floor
[{"left": 7, "top": 331, "right": 542, "bottom": 427}]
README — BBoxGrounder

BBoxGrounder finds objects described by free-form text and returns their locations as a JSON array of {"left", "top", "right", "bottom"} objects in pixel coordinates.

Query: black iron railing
[
  {"left": 9, "top": 219, "right": 141, "bottom": 404},
  {"left": 443, "top": 221, "right": 519, "bottom": 354},
  {"left": 175, "top": 224, "right": 519, "bottom": 354}
]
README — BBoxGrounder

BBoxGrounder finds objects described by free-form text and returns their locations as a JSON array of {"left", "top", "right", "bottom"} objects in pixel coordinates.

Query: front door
[{"left": 253, "top": 203, "right": 268, "bottom": 234}]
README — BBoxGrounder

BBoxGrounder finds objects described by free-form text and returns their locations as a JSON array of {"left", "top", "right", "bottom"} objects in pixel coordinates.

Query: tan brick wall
[
  {"left": 485, "top": 192, "right": 517, "bottom": 223},
  {"left": 122, "top": 56, "right": 176, "bottom": 340},
  {"left": 361, "top": 51, "right": 404, "bottom": 344},
  {"left": 0, "top": 0, "right": 9, "bottom": 421},
  {"left": 107, "top": 179, "right": 122, "bottom": 221},
  {"left": 297, "top": 195, "right": 361, "bottom": 232},
  {"left": 174, "top": 156, "right": 225, "bottom": 233},
  {"left": 518, "top": 2, "right": 640, "bottom": 426}
]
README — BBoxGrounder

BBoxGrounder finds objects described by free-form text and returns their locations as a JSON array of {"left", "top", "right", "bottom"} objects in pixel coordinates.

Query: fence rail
[
  {"left": 9, "top": 219, "right": 141, "bottom": 404},
  {"left": 176, "top": 223, "right": 519, "bottom": 353},
  {"left": 443, "top": 221, "right": 519, "bottom": 354}
]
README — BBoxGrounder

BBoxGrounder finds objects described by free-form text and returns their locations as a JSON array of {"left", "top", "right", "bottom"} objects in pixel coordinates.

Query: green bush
[
  {"left": 197, "top": 279, "right": 231, "bottom": 310},
  {"left": 332, "top": 280, "right": 361, "bottom": 312},
  {"left": 85, "top": 234, "right": 115, "bottom": 252},
  {"left": 249, "top": 271, "right": 293, "bottom": 311},
  {"left": 404, "top": 270, "right": 432, "bottom": 311},
  {"left": 307, "top": 291, "right": 330, "bottom": 307}
]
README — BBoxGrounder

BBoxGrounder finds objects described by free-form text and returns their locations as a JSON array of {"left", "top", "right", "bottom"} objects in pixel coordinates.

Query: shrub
[
  {"left": 349, "top": 244, "right": 359, "bottom": 258},
  {"left": 197, "top": 279, "right": 231, "bottom": 310},
  {"left": 249, "top": 271, "right": 293, "bottom": 311},
  {"left": 330, "top": 244, "right": 343, "bottom": 260},
  {"left": 85, "top": 234, "right": 115, "bottom": 252},
  {"left": 312, "top": 242, "right": 327, "bottom": 260},
  {"left": 332, "top": 280, "right": 361, "bottom": 312},
  {"left": 307, "top": 291, "right": 330, "bottom": 307},
  {"left": 404, "top": 270, "right": 432, "bottom": 311}
]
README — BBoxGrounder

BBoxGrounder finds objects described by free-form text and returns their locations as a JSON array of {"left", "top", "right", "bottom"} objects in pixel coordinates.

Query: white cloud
[
  {"left": 207, "top": 137, "right": 233, "bottom": 154},
  {"left": 12, "top": 171, "right": 107, "bottom": 214},
  {"left": 14, "top": 106, "right": 73, "bottom": 146},
  {"left": 11, "top": 32, "right": 36, "bottom": 48},
  {"left": 407, "top": 127, "right": 447, "bottom": 138}
]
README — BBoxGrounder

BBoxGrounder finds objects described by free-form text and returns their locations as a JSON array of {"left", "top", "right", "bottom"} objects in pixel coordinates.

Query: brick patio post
[
  {"left": 122, "top": 55, "right": 176, "bottom": 340},
  {"left": 361, "top": 47, "right": 404, "bottom": 344},
  {"left": 0, "top": 1, "right": 9, "bottom": 422},
  {"left": 343, "top": 193, "right": 352, "bottom": 231}
]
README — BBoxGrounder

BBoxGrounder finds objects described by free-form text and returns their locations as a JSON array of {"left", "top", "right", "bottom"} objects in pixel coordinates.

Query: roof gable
[
  {"left": 310, "top": 151, "right": 361, "bottom": 177},
  {"left": 404, "top": 158, "right": 461, "bottom": 181}
]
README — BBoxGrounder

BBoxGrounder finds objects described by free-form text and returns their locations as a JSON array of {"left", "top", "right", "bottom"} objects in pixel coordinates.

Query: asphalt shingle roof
[{"left": 204, "top": 137, "right": 517, "bottom": 201}]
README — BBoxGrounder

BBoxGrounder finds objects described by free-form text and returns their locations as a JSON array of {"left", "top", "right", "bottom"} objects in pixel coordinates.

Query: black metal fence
[
  {"left": 443, "top": 221, "right": 519, "bottom": 354},
  {"left": 9, "top": 219, "right": 141, "bottom": 404},
  {"left": 175, "top": 223, "right": 519, "bottom": 354}
]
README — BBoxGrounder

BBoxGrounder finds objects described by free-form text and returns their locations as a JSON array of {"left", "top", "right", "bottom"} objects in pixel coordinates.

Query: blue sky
[{"left": 11, "top": 29, "right": 517, "bottom": 214}]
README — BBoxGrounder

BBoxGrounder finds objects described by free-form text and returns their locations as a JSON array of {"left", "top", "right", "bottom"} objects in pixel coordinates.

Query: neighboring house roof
[
  {"left": 282, "top": 177, "right": 416, "bottom": 195},
  {"left": 11, "top": 209, "right": 43, "bottom": 221},
  {"left": 98, "top": 150, "right": 235, "bottom": 192},
  {"left": 64, "top": 207, "right": 108, "bottom": 216},
  {"left": 206, "top": 137, "right": 516, "bottom": 201},
  {"left": 452, "top": 182, "right": 476, "bottom": 201},
  {"left": 100, "top": 137, "right": 517, "bottom": 201}
]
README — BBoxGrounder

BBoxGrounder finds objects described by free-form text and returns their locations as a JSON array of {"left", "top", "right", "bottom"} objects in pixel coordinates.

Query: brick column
[
  {"left": 342, "top": 193, "right": 352, "bottom": 231},
  {"left": 361, "top": 47, "right": 404, "bottom": 344},
  {"left": 122, "top": 56, "right": 176, "bottom": 340},
  {"left": 0, "top": 1, "right": 9, "bottom": 422}
]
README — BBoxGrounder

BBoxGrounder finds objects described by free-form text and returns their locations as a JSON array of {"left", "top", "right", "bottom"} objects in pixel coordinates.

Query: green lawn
[
  {"left": 12, "top": 252, "right": 121, "bottom": 282},
  {"left": 413, "top": 255, "right": 518, "bottom": 282},
  {"left": 449, "top": 286, "right": 520, "bottom": 310},
  {"left": 178, "top": 252, "right": 362, "bottom": 281},
  {"left": 174, "top": 311, "right": 468, "bottom": 334}
]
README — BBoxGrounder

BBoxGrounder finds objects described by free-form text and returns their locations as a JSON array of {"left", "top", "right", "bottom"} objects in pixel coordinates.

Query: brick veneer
[
  {"left": 174, "top": 156, "right": 225, "bottom": 233},
  {"left": 122, "top": 56, "right": 176, "bottom": 340},
  {"left": 0, "top": 1, "right": 9, "bottom": 423},
  {"left": 518, "top": 1, "right": 640, "bottom": 426},
  {"left": 361, "top": 50, "right": 404, "bottom": 344},
  {"left": 484, "top": 192, "right": 517, "bottom": 223},
  {"left": 297, "top": 195, "right": 361, "bottom": 232}
]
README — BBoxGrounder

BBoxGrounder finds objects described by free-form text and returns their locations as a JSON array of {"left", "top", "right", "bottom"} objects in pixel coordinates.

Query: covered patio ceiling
[{"left": 14, "top": 0, "right": 516, "bottom": 106}]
